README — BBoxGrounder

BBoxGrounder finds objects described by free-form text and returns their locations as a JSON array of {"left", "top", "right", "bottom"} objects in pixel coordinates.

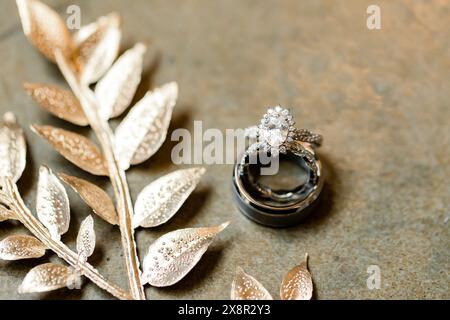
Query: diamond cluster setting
[
  {"left": 241, "top": 106, "right": 323, "bottom": 175},
  {"left": 258, "top": 106, "right": 295, "bottom": 155}
]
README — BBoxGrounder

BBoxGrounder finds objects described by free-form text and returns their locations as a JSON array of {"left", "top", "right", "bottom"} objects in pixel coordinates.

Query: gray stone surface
[{"left": 0, "top": 0, "right": 449, "bottom": 299}]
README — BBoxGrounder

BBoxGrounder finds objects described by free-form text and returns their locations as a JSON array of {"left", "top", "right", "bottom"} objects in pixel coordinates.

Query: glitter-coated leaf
[
  {"left": 231, "top": 267, "right": 273, "bottom": 300},
  {"left": 58, "top": 173, "right": 118, "bottom": 225},
  {"left": 280, "top": 254, "right": 313, "bottom": 300},
  {"left": 37, "top": 166, "right": 70, "bottom": 240},
  {"left": 31, "top": 125, "right": 108, "bottom": 176},
  {"left": 19, "top": 263, "right": 77, "bottom": 294},
  {"left": 142, "top": 222, "right": 229, "bottom": 287},
  {"left": 73, "top": 13, "right": 122, "bottom": 84},
  {"left": 95, "top": 43, "right": 146, "bottom": 120},
  {"left": 115, "top": 82, "right": 178, "bottom": 170},
  {"left": 0, "top": 235, "right": 46, "bottom": 261},
  {"left": 0, "top": 113, "right": 27, "bottom": 183},
  {"left": 133, "top": 168, "right": 205, "bottom": 228},
  {"left": 16, "top": 0, "right": 74, "bottom": 62},
  {"left": 76, "top": 216, "right": 96, "bottom": 262},
  {"left": 24, "top": 83, "right": 88, "bottom": 126},
  {"left": 0, "top": 206, "right": 16, "bottom": 222}
]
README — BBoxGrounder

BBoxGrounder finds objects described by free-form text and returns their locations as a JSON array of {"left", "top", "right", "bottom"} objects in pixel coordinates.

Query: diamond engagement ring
[
  {"left": 241, "top": 106, "right": 322, "bottom": 172},
  {"left": 233, "top": 106, "right": 325, "bottom": 228}
]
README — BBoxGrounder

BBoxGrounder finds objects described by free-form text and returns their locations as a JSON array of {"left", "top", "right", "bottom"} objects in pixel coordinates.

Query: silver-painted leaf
[
  {"left": 16, "top": 0, "right": 74, "bottom": 62},
  {"left": 74, "top": 13, "right": 122, "bottom": 84},
  {"left": 76, "top": 215, "right": 96, "bottom": 262},
  {"left": 31, "top": 125, "right": 108, "bottom": 176},
  {"left": 0, "top": 206, "right": 16, "bottom": 222},
  {"left": 0, "top": 235, "right": 46, "bottom": 261},
  {"left": 58, "top": 173, "right": 118, "bottom": 225},
  {"left": 133, "top": 167, "right": 205, "bottom": 228},
  {"left": 0, "top": 113, "right": 27, "bottom": 183},
  {"left": 280, "top": 254, "right": 313, "bottom": 300},
  {"left": 115, "top": 82, "right": 179, "bottom": 169},
  {"left": 142, "top": 222, "right": 229, "bottom": 287},
  {"left": 36, "top": 166, "right": 70, "bottom": 240},
  {"left": 231, "top": 267, "right": 273, "bottom": 300},
  {"left": 24, "top": 83, "right": 88, "bottom": 126},
  {"left": 18, "top": 263, "right": 77, "bottom": 294},
  {"left": 95, "top": 43, "right": 146, "bottom": 120}
]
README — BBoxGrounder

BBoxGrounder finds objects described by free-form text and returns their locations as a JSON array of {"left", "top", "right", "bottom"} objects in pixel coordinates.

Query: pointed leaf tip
[
  {"left": 218, "top": 221, "right": 230, "bottom": 232},
  {"left": 280, "top": 254, "right": 313, "bottom": 300},
  {"left": 231, "top": 267, "right": 273, "bottom": 300}
]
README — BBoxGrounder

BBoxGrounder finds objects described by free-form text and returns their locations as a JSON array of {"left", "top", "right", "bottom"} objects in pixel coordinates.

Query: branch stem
[
  {"left": 3, "top": 179, "right": 131, "bottom": 300},
  {"left": 55, "top": 52, "right": 145, "bottom": 300}
]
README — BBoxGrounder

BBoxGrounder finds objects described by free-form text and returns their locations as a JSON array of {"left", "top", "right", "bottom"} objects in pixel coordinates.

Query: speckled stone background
[{"left": 0, "top": 0, "right": 449, "bottom": 300}]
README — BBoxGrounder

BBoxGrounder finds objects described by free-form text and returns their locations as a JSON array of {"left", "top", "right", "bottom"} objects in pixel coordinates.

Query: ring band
[{"left": 233, "top": 106, "right": 324, "bottom": 227}]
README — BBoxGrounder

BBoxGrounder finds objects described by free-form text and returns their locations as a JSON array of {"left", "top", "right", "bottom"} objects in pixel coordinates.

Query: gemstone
[{"left": 260, "top": 113, "right": 290, "bottom": 147}]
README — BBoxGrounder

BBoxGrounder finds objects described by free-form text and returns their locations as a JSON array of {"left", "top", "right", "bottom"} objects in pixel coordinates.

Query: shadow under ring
[{"left": 233, "top": 144, "right": 324, "bottom": 228}]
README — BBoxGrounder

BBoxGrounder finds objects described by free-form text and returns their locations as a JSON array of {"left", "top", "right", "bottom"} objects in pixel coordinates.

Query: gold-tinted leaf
[
  {"left": 59, "top": 173, "right": 118, "bottom": 225},
  {"left": 142, "top": 222, "right": 229, "bottom": 287},
  {"left": 36, "top": 166, "right": 70, "bottom": 240},
  {"left": 231, "top": 267, "right": 273, "bottom": 300},
  {"left": 31, "top": 125, "right": 108, "bottom": 176},
  {"left": 74, "top": 13, "right": 122, "bottom": 84},
  {"left": 16, "top": 0, "right": 74, "bottom": 62},
  {"left": 76, "top": 216, "right": 96, "bottom": 262},
  {"left": 115, "top": 82, "right": 178, "bottom": 169},
  {"left": 0, "top": 235, "right": 46, "bottom": 261},
  {"left": 280, "top": 254, "right": 313, "bottom": 300},
  {"left": 133, "top": 168, "right": 205, "bottom": 228},
  {"left": 95, "top": 43, "right": 146, "bottom": 120},
  {"left": 0, "top": 205, "right": 16, "bottom": 222},
  {"left": 24, "top": 83, "right": 88, "bottom": 126},
  {"left": 0, "top": 113, "right": 26, "bottom": 183},
  {"left": 19, "top": 263, "right": 77, "bottom": 294}
]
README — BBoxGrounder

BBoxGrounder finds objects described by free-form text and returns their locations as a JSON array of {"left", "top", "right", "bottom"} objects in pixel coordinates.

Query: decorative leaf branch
[
  {"left": 0, "top": 172, "right": 131, "bottom": 300},
  {"left": 231, "top": 254, "right": 313, "bottom": 300},
  {"left": 0, "top": 0, "right": 229, "bottom": 300}
]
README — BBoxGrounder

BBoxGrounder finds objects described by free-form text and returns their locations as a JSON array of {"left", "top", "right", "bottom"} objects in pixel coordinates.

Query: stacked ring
[{"left": 233, "top": 106, "right": 324, "bottom": 228}]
